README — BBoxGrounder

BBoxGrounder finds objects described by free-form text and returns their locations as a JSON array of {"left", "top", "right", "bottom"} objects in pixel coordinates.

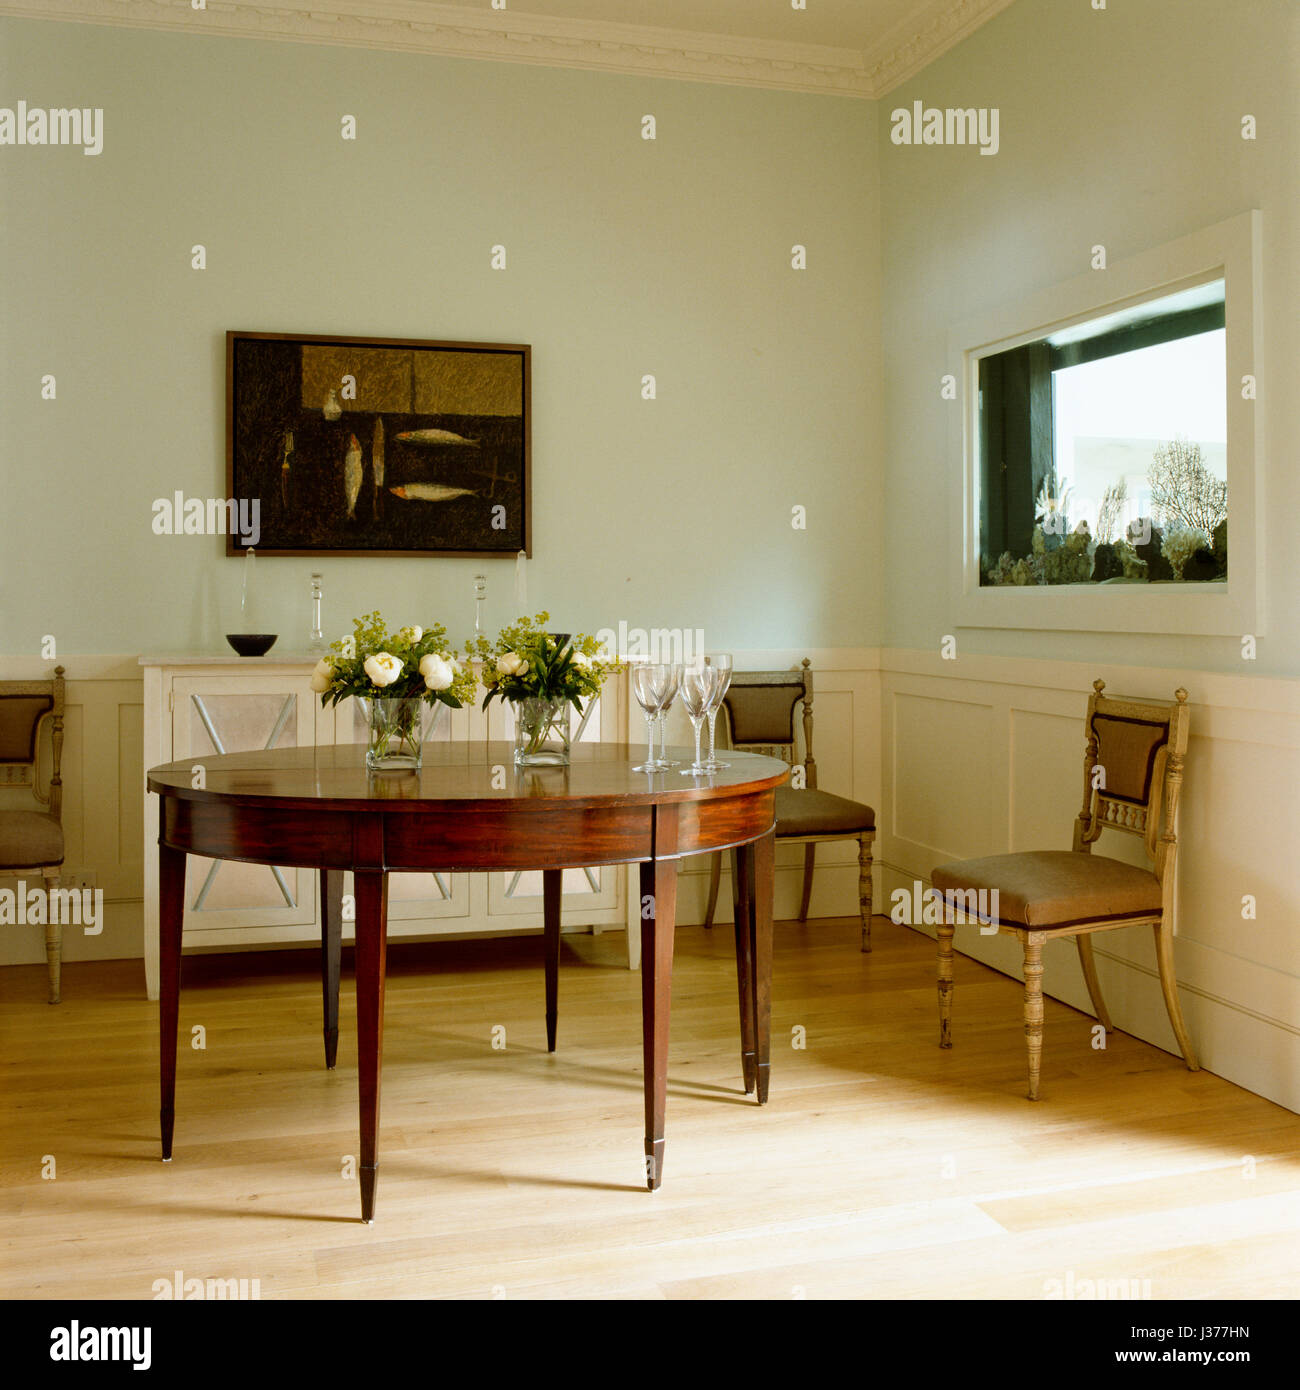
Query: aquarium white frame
[{"left": 948, "top": 211, "right": 1263, "bottom": 636}]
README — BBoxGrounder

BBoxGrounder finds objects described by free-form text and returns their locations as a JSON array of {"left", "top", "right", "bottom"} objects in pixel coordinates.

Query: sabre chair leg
[
  {"left": 858, "top": 835, "right": 873, "bottom": 953},
  {"left": 937, "top": 921, "right": 955, "bottom": 1048},
  {"left": 1152, "top": 920, "right": 1199, "bottom": 1072},
  {"left": 1023, "top": 933, "right": 1045, "bottom": 1101},
  {"left": 703, "top": 853, "right": 721, "bottom": 929},
  {"left": 1075, "top": 933, "right": 1113, "bottom": 1034}
]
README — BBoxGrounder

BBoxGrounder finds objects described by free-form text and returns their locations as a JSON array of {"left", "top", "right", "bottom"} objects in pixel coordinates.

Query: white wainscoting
[{"left": 878, "top": 648, "right": 1300, "bottom": 1115}]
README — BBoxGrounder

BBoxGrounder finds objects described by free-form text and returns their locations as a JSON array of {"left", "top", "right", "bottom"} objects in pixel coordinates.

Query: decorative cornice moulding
[
  {"left": 0, "top": 0, "right": 1015, "bottom": 99},
  {"left": 862, "top": 0, "right": 1018, "bottom": 95}
]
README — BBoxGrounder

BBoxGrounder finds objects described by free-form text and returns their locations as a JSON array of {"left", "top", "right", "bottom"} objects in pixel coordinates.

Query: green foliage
[
  {"left": 463, "top": 610, "right": 623, "bottom": 714},
  {"left": 314, "top": 611, "right": 477, "bottom": 709}
]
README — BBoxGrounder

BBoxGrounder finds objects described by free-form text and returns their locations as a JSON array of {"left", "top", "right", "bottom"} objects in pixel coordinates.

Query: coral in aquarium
[
  {"left": 1148, "top": 438, "right": 1228, "bottom": 534},
  {"left": 1160, "top": 523, "right": 1213, "bottom": 580}
]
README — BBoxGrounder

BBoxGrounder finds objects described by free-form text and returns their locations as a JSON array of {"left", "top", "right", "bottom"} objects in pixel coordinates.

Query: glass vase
[
  {"left": 513, "top": 697, "right": 571, "bottom": 766},
  {"left": 358, "top": 696, "right": 426, "bottom": 772}
]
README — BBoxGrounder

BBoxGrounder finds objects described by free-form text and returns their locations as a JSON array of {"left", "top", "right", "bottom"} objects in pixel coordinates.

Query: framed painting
[{"left": 226, "top": 331, "right": 530, "bottom": 557}]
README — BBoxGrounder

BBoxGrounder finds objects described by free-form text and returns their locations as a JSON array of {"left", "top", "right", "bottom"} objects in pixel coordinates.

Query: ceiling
[{"left": 2, "top": 0, "right": 1018, "bottom": 97}]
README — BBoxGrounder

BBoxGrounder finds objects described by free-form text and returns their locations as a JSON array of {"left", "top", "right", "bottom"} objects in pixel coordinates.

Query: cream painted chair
[
  {"left": 703, "top": 659, "right": 876, "bottom": 949},
  {"left": 931, "top": 680, "right": 1197, "bottom": 1100},
  {"left": 0, "top": 666, "right": 67, "bottom": 1002}
]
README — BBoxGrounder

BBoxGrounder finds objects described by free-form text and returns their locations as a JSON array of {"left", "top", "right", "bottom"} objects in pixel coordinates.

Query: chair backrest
[
  {"left": 719, "top": 658, "right": 816, "bottom": 788},
  {"left": 1075, "top": 678, "right": 1189, "bottom": 883},
  {"left": 0, "top": 666, "right": 65, "bottom": 820}
]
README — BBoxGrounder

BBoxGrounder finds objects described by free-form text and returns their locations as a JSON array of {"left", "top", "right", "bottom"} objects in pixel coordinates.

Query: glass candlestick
[
  {"left": 308, "top": 572, "right": 326, "bottom": 653},
  {"left": 473, "top": 573, "right": 487, "bottom": 635}
]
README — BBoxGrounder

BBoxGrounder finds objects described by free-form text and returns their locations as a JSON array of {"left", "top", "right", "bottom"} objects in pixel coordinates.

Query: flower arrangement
[
  {"left": 465, "top": 610, "right": 620, "bottom": 713},
  {"left": 311, "top": 612, "right": 477, "bottom": 770},
  {"left": 311, "top": 612, "right": 476, "bottom": 709},
  {"left": 465, "top": 611, "right": 622, "bottom": 764}
]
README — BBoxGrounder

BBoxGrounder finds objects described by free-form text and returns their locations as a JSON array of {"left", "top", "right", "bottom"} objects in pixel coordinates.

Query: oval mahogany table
[{"left": 147, "top": 741, "right": 788, "bottom": 1222}]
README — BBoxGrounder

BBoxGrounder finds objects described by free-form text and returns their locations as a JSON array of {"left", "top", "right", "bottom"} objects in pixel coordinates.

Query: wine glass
[
  {"left": 655, "top": 662, "right": 683, "bottom": 768},
  {"left": 677, "top": 660, "right": 716, "bottom": 775},
  {"left": 632, "top": 663, "right": 671, "bottom": 772},
  {"left": 701, "top": 653, "right": 733, "bottom": 771}
]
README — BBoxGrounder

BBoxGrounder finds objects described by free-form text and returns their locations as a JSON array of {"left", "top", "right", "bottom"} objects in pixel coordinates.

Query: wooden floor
[{"left": 2, "top": 916, "right": 1297, "bottom": 1300}]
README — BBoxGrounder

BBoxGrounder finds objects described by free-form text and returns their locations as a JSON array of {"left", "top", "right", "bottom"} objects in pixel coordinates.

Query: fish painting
[
  {"left": 372, "top": 418, "right": 384, "bottom": 518},
  {"left": 389, "top": 484, "right": 476, "bottom": 502},
  {"left": 344, "top": 433, "right": 363, "bottom": 519},
  {"left": 395, "top": 429, "right": 480, "bottom": 448},
  {"left": 280, "top": 429, "right": 294, "bottom": 509}
]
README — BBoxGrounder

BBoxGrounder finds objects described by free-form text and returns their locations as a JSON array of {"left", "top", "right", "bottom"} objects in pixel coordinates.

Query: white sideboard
[{"left": 140, "top": 654, "right": 631, "bottom": 1000}]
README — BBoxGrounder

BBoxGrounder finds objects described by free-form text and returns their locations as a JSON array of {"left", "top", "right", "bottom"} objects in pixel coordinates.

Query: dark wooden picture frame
[{"left": 226, "top": 331, "right": 531, "bottom": 557}]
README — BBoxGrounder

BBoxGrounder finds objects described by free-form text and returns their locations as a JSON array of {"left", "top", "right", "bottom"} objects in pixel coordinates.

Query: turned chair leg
[
  {"left": 1023, "top": 933, "right": 1045, "bottom": 1100},
  {"left": 936, "top": 921, "right": 954, "bottom": 1047},
  {"left": 1152, "top": 920, "right": 1199, "bottom": 1071},
  {"left": 44, "top": 872, "right": 63, "bottom": 1005},
  {"left": 1075, "top": 933, "right": 1112, "bottom": 1032},
  {"left": 857, "top": 835, "right": 873, "bottom": 952},
  {"left": 703, "top": 853, "right": 721, "bottom": 929},
  {"left": 798, "top": 844, "right": 816, "bottom": 923}
]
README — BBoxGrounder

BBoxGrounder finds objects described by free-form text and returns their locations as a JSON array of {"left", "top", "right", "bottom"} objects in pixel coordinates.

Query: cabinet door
[{"left": 169, "top": 675, "right": 320, "bottom": 940}]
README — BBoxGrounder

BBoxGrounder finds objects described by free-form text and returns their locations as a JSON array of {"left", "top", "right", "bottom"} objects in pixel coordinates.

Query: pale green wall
[
  {"left": 0, "top": 19, "right": 881, "bottom": 657},
  {"left": 880, "top": 0, "right": 1299, "bottom": 675}
]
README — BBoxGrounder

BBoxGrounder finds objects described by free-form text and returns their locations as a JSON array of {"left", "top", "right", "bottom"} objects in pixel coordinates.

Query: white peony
[
  {"left": 419, "top": 653, "right": 454, "bottom": 691},
  {"left": 497, "top": 651, "right": 529, "bottom": 677},
  {"left": 397, "top": 625, "right": 423, "bottom": 643},
  {"left": 309, "top": 657, "right": 333, "bottom": 693},
  {"left": 337, "top": 635, "right": 357, "bottom": 659},
  {"left": 363, "top": 652, "right": 403, "bottom": 687},
  {"left": 569, "top": 650, "right": 591, "bottom": 670}
]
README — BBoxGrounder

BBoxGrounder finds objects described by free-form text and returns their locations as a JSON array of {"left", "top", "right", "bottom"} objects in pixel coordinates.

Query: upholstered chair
[
  {"left": 0, "top": 666, "right": 67, "bottom": 1002},
  {"left": 703, "top": 659, "right": 876, "bottom": 949},
  {"left": 931, "top": 680, "right": 1197, "bottom": 1100}
]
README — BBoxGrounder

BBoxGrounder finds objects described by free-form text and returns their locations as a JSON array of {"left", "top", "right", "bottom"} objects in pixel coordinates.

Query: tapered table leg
[
  {"left": 731, "top": 846, "right": 756, "bottom": 1095},
  {"left": 543, "top": 868, "right": 561, "bottom": 1053},
  {"left": 353, "top": 870, "right": 388, "bottom": 1223},
  {"left": 752, "top": 829, "right": 775, "bottom": 1105},
  {"left": 321, "top": 869, "right": 343, "bottom": 1070},
  {"left": 640, "top": 849, "right": 677, "bottom": 1191},
  {"left": 159, "top": 843, "right": 186, "bottom": 1162}
]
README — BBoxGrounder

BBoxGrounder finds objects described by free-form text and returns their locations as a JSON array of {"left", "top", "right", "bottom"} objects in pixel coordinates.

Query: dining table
[{"left": 147, "top": 740, "right": 788, "bottom": 1221}]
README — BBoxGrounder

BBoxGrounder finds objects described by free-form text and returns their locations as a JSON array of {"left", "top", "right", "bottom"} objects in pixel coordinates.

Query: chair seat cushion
[
  {"left": 0, "top": 810, "right": 65, "bottom": 869},
  {"left": 932, "top": 850, "right": 1161, "bottom": 929},
  {"left": 775, "top": 786, "right": 875, "bottom": 837}
]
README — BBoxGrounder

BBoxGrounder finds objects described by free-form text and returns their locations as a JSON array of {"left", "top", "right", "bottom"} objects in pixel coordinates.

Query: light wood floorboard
[{"left": 2, "top": 916, "right": 1296, "bottom": 1299}]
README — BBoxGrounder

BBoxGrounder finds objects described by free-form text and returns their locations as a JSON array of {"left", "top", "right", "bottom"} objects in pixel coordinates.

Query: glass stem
[
  {"left": 645, "top": 711, "right": 656, "bottom": 766},
  {"left": 692, "top": 717, "right": 703, "bottom": 769},
  {"left": 706, "top": 710, "right": 718, "bottom": 763}
]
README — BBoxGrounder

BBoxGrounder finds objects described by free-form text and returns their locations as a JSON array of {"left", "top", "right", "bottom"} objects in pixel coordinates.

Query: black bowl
[{"left": 226, "top": 634, "right": 278, "bottom": 657}]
